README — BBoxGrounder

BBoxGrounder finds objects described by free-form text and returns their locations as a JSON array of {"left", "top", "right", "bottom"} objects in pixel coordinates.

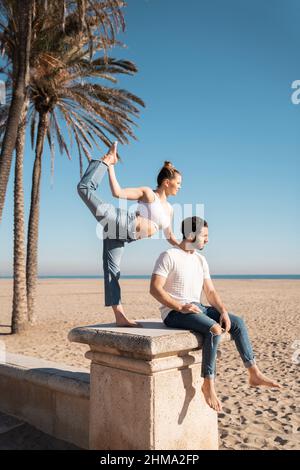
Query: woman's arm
[
  {"left": 164, "top": 207, "right": 180, "bottom": 247},
  {"left": 107, "top": 165, "right": 154, "bottom": 201},
  {"left": 164, "top": 227, "right": 180, "bottom": 247}
]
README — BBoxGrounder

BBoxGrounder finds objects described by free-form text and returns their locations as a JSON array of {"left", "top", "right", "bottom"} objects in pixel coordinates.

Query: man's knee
[
  {"left": 210, "top": 324, "right": 222, "bottom": 335},
  {"left": 231, "top": 315, "right": 246, "bottom": 331}
]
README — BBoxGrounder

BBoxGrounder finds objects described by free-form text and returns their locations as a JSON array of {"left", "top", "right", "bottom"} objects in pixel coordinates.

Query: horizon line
[{"left": 1, "top": 274, "right": 300, "bottom": 279}]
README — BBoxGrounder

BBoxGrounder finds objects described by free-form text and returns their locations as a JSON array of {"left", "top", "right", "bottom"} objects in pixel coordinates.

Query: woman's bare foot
[
  {"left": 116, "top": 318, "right": 143, "bottom": 328},
  {"left": 201, "top": 378, "right": 223, "bottom": 412},
  {"left": 101, "top": 141, "right": 119, "bottom": 166},
  {"left": 248, "top": 365, "right": 281, "bottom": 388},
  {"left": 112, "top": 304, "right": 143, "bottom": 328}
]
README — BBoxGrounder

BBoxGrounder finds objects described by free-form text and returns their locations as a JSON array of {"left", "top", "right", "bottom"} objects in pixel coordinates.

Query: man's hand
[
  {"left": 219, "top": 312, "right": 231, "bottom": 332},
  {"left": 180, "top": 303, "right": 201, "bottom": 314}
]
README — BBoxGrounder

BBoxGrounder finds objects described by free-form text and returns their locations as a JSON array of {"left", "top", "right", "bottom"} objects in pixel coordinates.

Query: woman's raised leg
[
  {"left": 78, "top": 144, "right": 142, "bottom": 327},
  {"left": 77, "top": 159, "right": 119, "bottom": 226}
]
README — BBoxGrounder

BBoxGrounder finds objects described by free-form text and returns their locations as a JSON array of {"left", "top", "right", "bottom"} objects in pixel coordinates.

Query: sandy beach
[{"left": 0, "top": 278, "right": 299, "bottom": 450}]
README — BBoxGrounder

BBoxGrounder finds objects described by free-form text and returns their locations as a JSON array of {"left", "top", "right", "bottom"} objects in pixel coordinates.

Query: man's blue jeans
[
  {"left": 164, "top": 303, "right": 255, "bottom": 378},
  {"left": 77, "top": 160, "right": 137, "bottom": 306}
]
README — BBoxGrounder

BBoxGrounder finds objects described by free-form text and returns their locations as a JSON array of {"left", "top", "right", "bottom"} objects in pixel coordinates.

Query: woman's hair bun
[
  {"left": 156, "top": 160, "right": 180, "bottom": 186},
  {"left": 163, "top": 161, "right": 174, "bottom": 169}
]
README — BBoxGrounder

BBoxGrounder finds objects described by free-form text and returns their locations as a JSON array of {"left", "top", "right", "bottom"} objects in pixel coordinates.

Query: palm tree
[
  {"left": 0, "top": 70, "right": 29, "bottom": 333},
  {"left": 0, "top": 0, "right": 134, "bottom": 332},
  {"left": 25, "top": 15, "right": 145, "bottom": 323},
  {"left": 0, "top": 0, "right": 32, "bottom": 224},
  {"left": 0, "top": 0, "right": 126, "bottom": 223},
  {"left": 11, "top": 98, "right": 30, "bottom": 333}
]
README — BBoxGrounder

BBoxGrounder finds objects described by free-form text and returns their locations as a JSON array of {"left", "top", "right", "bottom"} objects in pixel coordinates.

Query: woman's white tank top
[{"left": 136, "top": 192, "right": 171, "bottom": 230}]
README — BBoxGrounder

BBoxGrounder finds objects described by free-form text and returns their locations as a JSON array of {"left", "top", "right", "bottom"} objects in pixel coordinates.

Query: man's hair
[{"left": 181, "top": 216, "right": 208, "bottom": 241}]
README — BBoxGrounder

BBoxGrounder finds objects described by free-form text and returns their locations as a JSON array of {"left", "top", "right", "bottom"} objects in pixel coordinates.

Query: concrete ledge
[
  {"left": 0, "top": 353, "right": 90, "bottom": 449},
  {"left": 69, "top": 318, "right": 230, "bottom": 360},
  {"left": 69, "top": 319, "right": 230, "bottom": 361},
  {"left": 0, "top": 320, "right": 230, "bottom": 450},
  {"left": 69, "top": 319, "right": 230, "bottom": 450}
]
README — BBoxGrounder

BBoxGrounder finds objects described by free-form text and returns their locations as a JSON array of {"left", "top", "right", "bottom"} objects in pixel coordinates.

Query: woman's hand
[{"left": 105, "top": 143, "right": 154, "bottom": 201}]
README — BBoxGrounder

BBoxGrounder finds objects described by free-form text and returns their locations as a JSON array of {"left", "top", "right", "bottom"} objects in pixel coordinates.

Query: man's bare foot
[
  {"left": 249, "top": 372, "right": 281, "bottom": 388},
  {"left": 201, "top": 379, "right": 223, "bottom": 412},
  {"left": 101, "top": 141, "right": 119, "bottom": 166}
]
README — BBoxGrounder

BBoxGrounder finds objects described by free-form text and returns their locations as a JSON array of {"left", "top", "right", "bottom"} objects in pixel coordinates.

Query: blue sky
[{"left": 1, "top": 0, "right": 300, "bottom": 275}]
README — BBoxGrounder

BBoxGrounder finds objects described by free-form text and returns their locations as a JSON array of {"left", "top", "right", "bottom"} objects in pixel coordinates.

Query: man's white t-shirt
[{"left": 152, "top": 246, "right": 211, "bottom": 321}]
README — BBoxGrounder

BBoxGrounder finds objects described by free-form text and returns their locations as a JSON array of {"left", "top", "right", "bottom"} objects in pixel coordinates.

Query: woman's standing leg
[
  {"left": 102, "top": 237, "right": 141, "bottom": 327},
  {"left": 103, "top": 238, "right": 124, "bottom": 307}
]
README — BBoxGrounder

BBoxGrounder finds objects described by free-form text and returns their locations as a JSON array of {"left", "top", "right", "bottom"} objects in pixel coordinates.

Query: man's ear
[{"left": 186, "top": 233, "right": 197, "bottom": 243}]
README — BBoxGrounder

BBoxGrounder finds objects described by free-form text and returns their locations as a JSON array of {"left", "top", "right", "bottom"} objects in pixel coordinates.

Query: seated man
[{"left": 150, "top": 216, "right": 280, "bottom": 412}]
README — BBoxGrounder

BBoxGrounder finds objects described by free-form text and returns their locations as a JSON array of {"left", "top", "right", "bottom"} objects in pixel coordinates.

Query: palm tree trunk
[
  {"left": 26, "top": 111, "right": 48, "bottom": 324},
  {"left": 0, "top": 0, "right": 32, "bottom": 224},
  {"left": 12, "top": 99, "right": 29, "bottom": 334}
]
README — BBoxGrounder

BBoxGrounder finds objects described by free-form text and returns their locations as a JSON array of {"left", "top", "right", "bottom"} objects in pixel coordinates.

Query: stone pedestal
[{"left": 68, "top": 319, "right": 218, "bottom": 450}]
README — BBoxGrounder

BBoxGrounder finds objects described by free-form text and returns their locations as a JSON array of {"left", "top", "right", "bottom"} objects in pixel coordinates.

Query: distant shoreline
[{"left": 1, "top": 275, "right": 300, "bottom": 280}]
